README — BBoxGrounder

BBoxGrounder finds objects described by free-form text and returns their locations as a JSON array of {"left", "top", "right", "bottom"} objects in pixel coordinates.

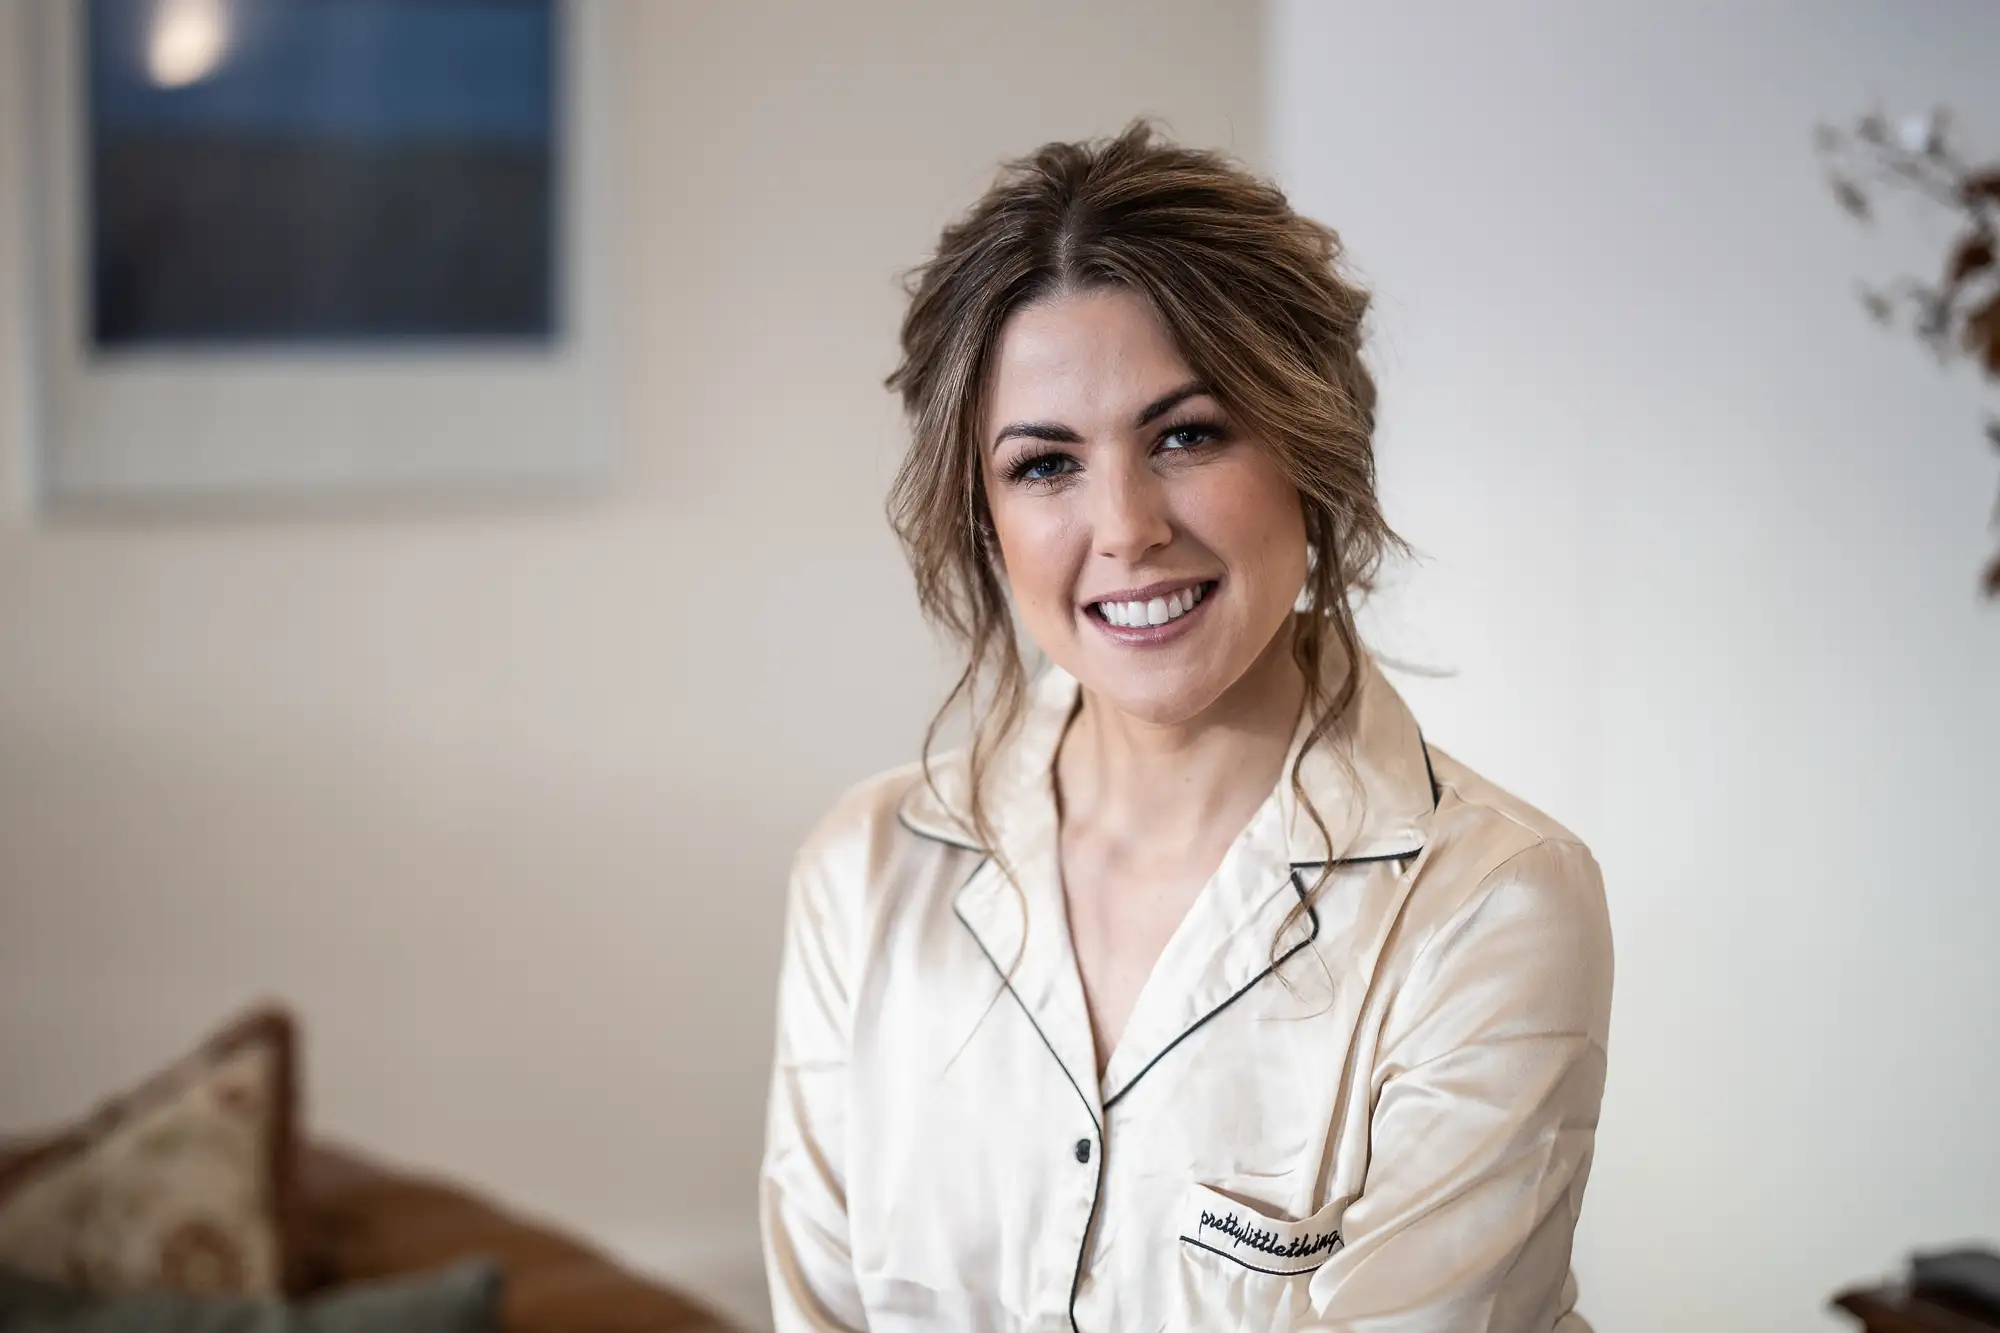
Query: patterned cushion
[{"left": 0, "top": 1009, "right": 300, "bottom": 1298}]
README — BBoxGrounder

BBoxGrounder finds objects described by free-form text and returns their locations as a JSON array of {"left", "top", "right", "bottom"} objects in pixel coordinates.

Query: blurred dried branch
[{"left": 1818, "top": 106, "right": 2000, "bottom": 597}]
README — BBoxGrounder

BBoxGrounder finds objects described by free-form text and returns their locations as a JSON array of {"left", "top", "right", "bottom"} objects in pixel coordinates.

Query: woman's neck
[{"left": 1054, "top": 627, "right": 1317, "bottom": 859}]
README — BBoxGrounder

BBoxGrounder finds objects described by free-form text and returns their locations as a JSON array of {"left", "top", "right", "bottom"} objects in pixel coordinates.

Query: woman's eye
[
  {"left": 1160, "top": 423, "right": 1220, "bottom": 451},
  {"left": 1008, "top": 452, "right": 1076, "bottom": 484}
]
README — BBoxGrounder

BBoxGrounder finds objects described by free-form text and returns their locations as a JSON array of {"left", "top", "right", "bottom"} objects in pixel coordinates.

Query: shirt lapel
[
  {"left": 1099, "top": 655, "right": 1438, "bottom": 1108},
  {"left": 1097, "top": 794, "right": 1315, "bottom": 1107},
  {"left": 906, "top": 665, "right": 1105, "bottom": 1126},
  {"left": 899, "top": 651, "right": 1440, "bottom": 1117}
]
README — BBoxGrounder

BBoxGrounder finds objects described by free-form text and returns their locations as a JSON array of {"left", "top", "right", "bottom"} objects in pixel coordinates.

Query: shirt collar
[{"left": 897, "top": 648, "right": 1437, "bottom": 868}]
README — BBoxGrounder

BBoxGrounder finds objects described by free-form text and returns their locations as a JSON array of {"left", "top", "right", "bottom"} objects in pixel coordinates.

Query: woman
[{"left": 760, "top": 123, "right": 1613, "bottom": 1333}]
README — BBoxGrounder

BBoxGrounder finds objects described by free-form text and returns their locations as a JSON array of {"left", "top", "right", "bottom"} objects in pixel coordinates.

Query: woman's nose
[{"left": 1092, "top": 460, "right": 1173, "bottom": 561}]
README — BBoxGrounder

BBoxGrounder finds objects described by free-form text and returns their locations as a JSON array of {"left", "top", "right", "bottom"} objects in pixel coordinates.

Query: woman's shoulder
[
  {"left": 1418, "top": 743, "right": 1600, "bottom": 891},
  {"left": 1392, "top": 746, "right": 1613, "bottom": 1028},
  {"left": 787, "top": 754, "right": 974, "bottom": 912},
  {"left": 793, "top": 759, "right": 928, "bottom": 870}
]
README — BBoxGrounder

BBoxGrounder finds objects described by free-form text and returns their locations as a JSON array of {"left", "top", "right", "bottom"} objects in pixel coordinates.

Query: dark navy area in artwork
[{"left": 88, "top": 0, "right": 559, "bottom": 347}]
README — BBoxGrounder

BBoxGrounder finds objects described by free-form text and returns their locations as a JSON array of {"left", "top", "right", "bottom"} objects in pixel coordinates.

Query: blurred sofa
[
  {"left": 0, "top": 1136, "right": 739, "bottom": 1333},
  {"left": 294, "top": 1142, "right": 737, "bottom": 1332}
]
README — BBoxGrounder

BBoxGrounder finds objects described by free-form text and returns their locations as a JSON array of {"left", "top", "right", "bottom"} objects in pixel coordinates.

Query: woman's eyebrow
[
  {"left": 992, "top": 420, "right": 1083, "bottom": 451},
  {"left": 1133, "top": 380, "right": 1212, "bottom": 428},
  {"left": 991, "top": 380, "right": 1213, "bottom": 453}
]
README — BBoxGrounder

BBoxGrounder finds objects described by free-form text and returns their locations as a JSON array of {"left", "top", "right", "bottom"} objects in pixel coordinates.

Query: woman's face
[{"left": 980, "top": 286, "right": 1309, "bottom": 726}]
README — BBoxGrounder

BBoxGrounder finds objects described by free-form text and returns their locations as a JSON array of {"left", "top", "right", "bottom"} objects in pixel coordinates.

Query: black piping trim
[
  {"left": 950, "top": 885, "right": 1101, "bottom": 1136},
  {"left": 951, "top": 861, "right": 1103, "bottom": 1333},
  {"left": 1102, "top": 872, "right": 1321, "bottom": 1112},
  {"left": 1289, "top": 847, "right": 1423, "bottom": 871},
  {"left": 1069, "top": 1105, "right": 1108, "bottom": 1333},
  {"left": 1420, "top": 733, "right": 1440, "bottom": 810},
  {"left": 1177, "top": 1234, "right": 1340, "bottom": 1277}
]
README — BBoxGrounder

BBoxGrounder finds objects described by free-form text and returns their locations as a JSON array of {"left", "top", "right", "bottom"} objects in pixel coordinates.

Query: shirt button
[{"left": 1074, "top": 1138, "right": 1092, "bottom": 1164}]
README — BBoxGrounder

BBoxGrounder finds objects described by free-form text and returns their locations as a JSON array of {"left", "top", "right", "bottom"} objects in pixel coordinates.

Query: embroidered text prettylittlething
[{"left": 1197, "top": 1209, "right": 1340, "bottom": 1261}]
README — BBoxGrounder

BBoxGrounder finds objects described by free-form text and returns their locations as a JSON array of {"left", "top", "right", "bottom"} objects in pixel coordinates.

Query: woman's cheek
[
  {"left": 1212, "top": 468, "right": 1306, "bottom": 595},
  {"left": 1029, "top": 519, "right": 1081, "bottom": 629},
  {"left": 995, "top": 505, "right": 1068, "bottom": 628}
]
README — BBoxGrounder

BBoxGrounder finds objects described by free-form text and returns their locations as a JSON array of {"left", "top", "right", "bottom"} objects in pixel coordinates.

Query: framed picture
[{"left": 13, "top": 0, "right": 622, "bottom": 508}]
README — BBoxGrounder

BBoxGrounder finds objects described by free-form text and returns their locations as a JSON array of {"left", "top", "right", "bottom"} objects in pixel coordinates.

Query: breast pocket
[{"left": 1170, "top": 1181, "right": 1345, "bottom": 1332}]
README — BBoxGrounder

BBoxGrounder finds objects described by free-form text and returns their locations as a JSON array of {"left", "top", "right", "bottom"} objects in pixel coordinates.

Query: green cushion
[{"left": 0, "top": 1260, "right": 501, "bottom": 1333}]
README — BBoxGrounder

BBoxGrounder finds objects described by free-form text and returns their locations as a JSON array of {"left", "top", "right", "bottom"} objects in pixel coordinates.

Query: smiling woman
[
  {"left": 978, "top": 289, "right": 1312, "bottom": 732},
  {"left": 759, "top": 123, "right": 1614, "bottom": 1333}
]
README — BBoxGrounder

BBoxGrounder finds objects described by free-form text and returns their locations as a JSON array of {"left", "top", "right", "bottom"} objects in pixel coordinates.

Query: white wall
[
  {"left": 1274, "top": 3, "right": 2000, "bottom": 1330},
  {"left": 0, "top": 3, "right": 1262, "bottom": 1327}
]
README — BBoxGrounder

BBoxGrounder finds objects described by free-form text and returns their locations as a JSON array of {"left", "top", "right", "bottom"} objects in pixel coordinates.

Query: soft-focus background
[{"left": 2, "top": 2, "right": 1995, "bottom": 1330}]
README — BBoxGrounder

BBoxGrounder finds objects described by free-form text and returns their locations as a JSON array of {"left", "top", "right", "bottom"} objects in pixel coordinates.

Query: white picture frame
[{"left": 13, "top": 0, "right": 623, "bottom": 510}]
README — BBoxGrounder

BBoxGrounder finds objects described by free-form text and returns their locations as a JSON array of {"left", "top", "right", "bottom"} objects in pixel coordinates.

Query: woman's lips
[{"left": 1082, "top": 579, "right": 1218, "bottom": 645}]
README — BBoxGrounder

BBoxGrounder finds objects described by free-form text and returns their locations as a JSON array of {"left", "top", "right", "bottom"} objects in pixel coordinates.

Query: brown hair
[{"left": 885, "top": 120, "right": 1402, "bottom": 925}]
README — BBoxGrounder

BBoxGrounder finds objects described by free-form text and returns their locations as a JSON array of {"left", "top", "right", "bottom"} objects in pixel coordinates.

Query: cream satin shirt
[{"left": 760, "top": 656, "right": 1613, "bottom": 1332}]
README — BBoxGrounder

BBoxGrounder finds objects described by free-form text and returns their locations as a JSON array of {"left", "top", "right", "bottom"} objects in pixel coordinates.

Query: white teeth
[{"left": 1096, "top": 583, "right": 1209, "bottom": 628}]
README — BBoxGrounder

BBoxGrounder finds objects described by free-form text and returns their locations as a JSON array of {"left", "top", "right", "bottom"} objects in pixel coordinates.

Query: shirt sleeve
[
  {"left": 760, "top": 841, "right": 870, "bottom": 1332},
  {"left": 1302, "top": 837, "right": 1615, "bottom": 1333}
]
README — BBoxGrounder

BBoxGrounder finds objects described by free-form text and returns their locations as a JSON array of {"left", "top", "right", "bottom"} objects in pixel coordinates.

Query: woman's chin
[
  {"left": 1061, "top": 611, "right": 1300, "bottom": 730},
  {"left": 1073, "top": 667, "right": 1234, "bottom": 729}
]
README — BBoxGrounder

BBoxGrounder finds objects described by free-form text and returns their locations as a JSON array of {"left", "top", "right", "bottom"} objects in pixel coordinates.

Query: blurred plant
[{"left": 1818, "top": 106, "right": 2000, "bottom": 597}]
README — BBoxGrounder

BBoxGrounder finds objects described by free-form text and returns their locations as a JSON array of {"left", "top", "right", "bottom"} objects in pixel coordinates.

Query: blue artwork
[{"left": 86, "top": 0, "right": 559, "bottom": 346}]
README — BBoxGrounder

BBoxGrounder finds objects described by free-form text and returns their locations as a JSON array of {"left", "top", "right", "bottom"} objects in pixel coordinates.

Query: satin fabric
[{"left": 760, "top": 655, "right": 1613, "bottom": 1332}]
